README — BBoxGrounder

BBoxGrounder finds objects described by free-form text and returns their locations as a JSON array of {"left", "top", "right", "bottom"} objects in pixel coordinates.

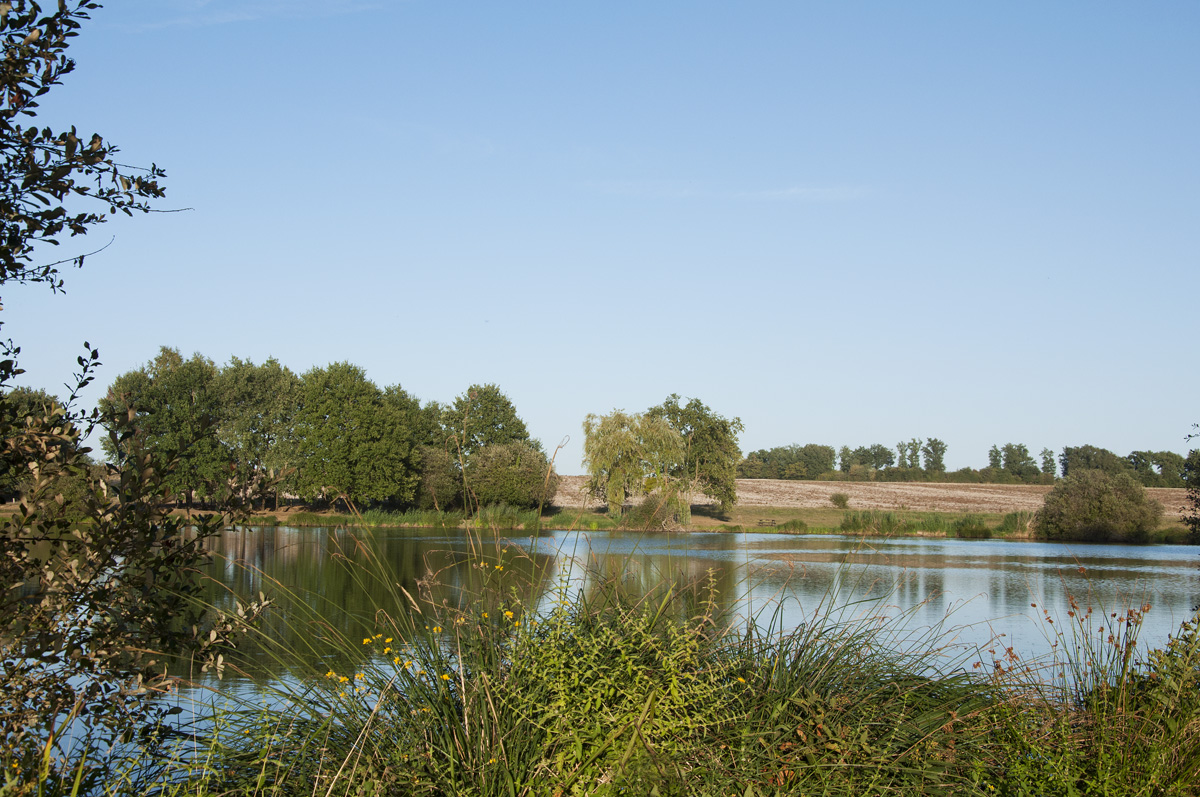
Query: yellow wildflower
[
  {"left": 432, "top": 626, "right": 442, "bottom": 633},
  {"left": 339, "top": 676, "right": 349, "bottom": 683},
  {"left": 325, "top": 670, "right": 336, "bottom": 679},
  {"left": 737, "top": 677, "right": 746, "bottom": 684},
  {"left": 504, "top": 611, "right": 514, "bottom": 619},
  {"left": 383, "top": 647, "right": 392, "bottom": 654},
  {"left": 385, "top": 637, "right": 393, "bottom": 643},
  {"left": 362, "top": 638, "right": 371, "bottom": 645},
  {"left": 355, "top": 673, "right": 365, "bottom": 681},
  {"left": 440, "top": 673, "right": 451, "bottom": 681}
]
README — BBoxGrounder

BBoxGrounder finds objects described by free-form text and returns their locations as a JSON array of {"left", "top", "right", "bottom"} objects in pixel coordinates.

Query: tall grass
[{"left": 33, "top": 531, "right": 1200, "bottom": 796}]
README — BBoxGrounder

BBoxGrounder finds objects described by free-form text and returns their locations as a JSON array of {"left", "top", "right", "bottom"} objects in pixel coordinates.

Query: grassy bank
[
  {"left": 233, "top": 502, "right": 1191, "bottom": 543},
  {"left": 31, "top": 533, "right": 1199, "bottom": 796}
]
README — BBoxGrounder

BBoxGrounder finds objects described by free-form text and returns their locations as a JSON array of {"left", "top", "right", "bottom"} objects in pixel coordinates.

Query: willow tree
[
  {"left": 646, "top": 394, "right": 743, "bottom": 515},
  {"left": 582, "top": 410, "right": 683, "bottom": 515}
]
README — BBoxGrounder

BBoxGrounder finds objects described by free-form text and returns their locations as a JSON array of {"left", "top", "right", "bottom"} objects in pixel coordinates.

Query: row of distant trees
[
  {"left": 739, "top": 439, "right": 1190, "bottom": 487},
  {"left": 86, "top": 347, "right": 557, "bottom": 512}
]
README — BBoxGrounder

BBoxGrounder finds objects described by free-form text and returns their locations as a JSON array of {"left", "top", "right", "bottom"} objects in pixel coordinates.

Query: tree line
[
  {"left": 739, "top": 439, "right": 1191, "bottom": 487},
  {"left": 91, "top": 347, "right": 559, "bottom": 513}
]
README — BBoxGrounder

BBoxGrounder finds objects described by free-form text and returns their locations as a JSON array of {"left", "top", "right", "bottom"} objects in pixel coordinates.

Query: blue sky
[{"left": 4, "top": 1, "right": 1197, "bottom": 473}]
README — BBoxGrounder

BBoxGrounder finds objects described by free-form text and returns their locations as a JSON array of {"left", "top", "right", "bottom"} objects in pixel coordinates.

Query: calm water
[{"left": 194, "top": 526, "right": 1200, "bottom": 692}]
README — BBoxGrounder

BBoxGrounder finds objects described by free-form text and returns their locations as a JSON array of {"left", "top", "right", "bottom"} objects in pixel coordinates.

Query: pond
[{"left": 189, "top": 525, "right": 1200, "bottom": 701}]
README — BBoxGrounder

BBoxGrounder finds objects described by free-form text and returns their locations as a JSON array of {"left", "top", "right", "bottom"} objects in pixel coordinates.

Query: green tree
[
  {"left": 466, "top": 441, "right": 559, "bottom": 510},
  {"left": 1001, "top": 443, "right": 1039, "bottom": 481},
  {"left": 921, "top": 438, "right": 947, "bottom": 473},
  {"left": 1035, "top": 469, "right": 1163, "bottom": 543},
  {"left": 1040, "top": 447, "right": 1056, "bottom": 478},
  {"left": 99, "top": 347, "right": 230, "bottom": 507},
  {"left": 214, "top": 356, "right": 301, "bottom": 508},
  {"left": 415, "top": 444, "right": 462, "bottom": 511},
  {"left": 1059, "top": 444, "right": 1129, "bottom": 479},
  {"left": 987, "top": 445, "right": 1002, "bottom": 470},
  {"left": 444, "top": 383, "right": 534, "bottom": 458},
  {"left": 292, "top": 362, "right": 418, "bottom": 510},
  {"left": 647, "top": 395, "right": 744, "bottom": 513},
  {"left": 582, "top": 410, "right": 683, "bottom": 515},
  {"left": 838, "top": 445, "right": 853, "bottom": 473}
]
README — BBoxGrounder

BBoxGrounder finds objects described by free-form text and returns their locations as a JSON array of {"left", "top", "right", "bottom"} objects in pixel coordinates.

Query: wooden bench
[{"left": 756, "top": 519, "right": 777, "bottom": 527}]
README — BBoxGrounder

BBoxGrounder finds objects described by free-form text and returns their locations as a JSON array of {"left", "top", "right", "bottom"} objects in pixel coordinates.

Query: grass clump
[
  {"left": 953, "top": 515, "right": 992, "bottom": 539},
  {"left": 777, "top": 518, "right": 808, "bottom": 532},
  {"left": 82, "top": 534, "right": 1200, "bottom": 797},
  {"left": 829, "top": 491, "right": 850, "bottom": 509}
]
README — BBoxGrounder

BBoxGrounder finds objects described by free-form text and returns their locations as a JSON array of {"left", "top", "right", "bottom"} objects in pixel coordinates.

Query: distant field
[{"left": 553, "top": 476, "right": 1190, "bottom": 520}]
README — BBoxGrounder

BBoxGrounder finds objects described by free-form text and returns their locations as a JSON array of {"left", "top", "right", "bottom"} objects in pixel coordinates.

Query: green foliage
[
  {"left": 292, "top": 362, "right": 418, "bottom": 510},
  {"left": 443, "top": 382, "right": 535, "bottom": 458},
  {"left": 777, "top": 518, "right": 808, "bottom": 532},
  {"left": 997, "top": 510, "right": 1035, "bottom": 536},
  {"left": 922, "top": 437, "right": 948, "bottom": 472},
  {"left": 0, "top": 1, "right": 167, "bottom": 291},
  {"left": 647, "top": 394, "right": 744, "bottom": 514},
  {"left": 829, "top": 491, "right": 850, "bottom": 509},
  {"left": 1040, "top": 447, "right": 1057, "bottom": 478},
  {"left": 415, "top": 443, "right": 462, "bottom": 511},
  {"left": 0, "top": 9, "right": 265, "bottom": 790},
  {"left": 0, "top": 350, "right": 259, "bottom": 789},
  {"left": 0, "top": 386, "right": 75, "bottom": 498},
  {"left": 1185, "top": 444, "right": 1200, "bottom": 544},
  {"left": 739, "top": 443, "right": 835, "bottom": 482},
  {"left": 988, "top": 445, "right": 1002, "bottom": 470},
  {"left": 850, "top": 443, "right": 896, "bottom": 470},
  {"left": 213, "top": 356, "right": 301, "bottom": 507},
  {"left": 152, "top": 541, "right": 1008, "bottom": 796},
  {"left": 1001, "top": 442, "right": 1040, "bottom": 480},
  {"left": 1036, "top": 469, "right": 1164, "bottom": 542},
  {"left": 99, "top": 347, "right": 231, "bottom": 506},
  {"left": 466, "top": 441, "right": 559, "bottom": 511},
  {"left": 952, "top": 515, "right": 991, "bottom": 539},
  {"left": 1060, "top": 444, "right": 1129, "bottom": 479},
  {"left": 582, "top": 409, "right": 683, "bottom": 515}
]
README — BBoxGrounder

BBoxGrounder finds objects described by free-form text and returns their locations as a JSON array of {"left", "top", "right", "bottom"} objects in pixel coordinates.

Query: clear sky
[{"left": 4, "top": 1, "right": 1197, "bottom": 473}]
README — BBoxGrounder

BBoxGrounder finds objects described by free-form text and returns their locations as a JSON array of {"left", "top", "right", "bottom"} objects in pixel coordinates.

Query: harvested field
[{"left": 553, "top": 476, "right": 1190, "bottom": 519}]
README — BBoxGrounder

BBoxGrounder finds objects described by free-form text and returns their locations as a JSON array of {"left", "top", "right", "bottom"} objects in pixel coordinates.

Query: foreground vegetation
[{"left": 21, "top": 533, "right": 1196, "bottom": 797}]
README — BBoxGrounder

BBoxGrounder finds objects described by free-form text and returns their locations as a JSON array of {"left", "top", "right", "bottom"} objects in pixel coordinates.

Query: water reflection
[{"left": 198, "top": 527, "right": 1200, "bottom": 684}]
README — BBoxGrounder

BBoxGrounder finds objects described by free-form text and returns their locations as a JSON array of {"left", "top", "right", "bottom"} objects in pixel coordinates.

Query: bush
[
  {"left": 777, "top": 518, "right": 808, "bottom": 532},
  {"left": 466, "top": 441, "right": 559, "bottom": 511},
  {"left": 829, "top": 491, "right": 850, "bottom": 509},
  {"left": 1035, "top": 469, "right": 1163, "bottom": 542}
]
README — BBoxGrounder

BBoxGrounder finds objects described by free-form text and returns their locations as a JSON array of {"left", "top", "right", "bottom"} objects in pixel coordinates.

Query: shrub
[
  {"left": 777, "top": 518, "right": 808, "bottom": 532},
  {"left": 829, "top": 491, "right": 850, "bottom": 509},
  {"left": 466, "top": 441, "right": 559, "bottom": 511},
  {"left": 1035, "top": 469, "right": 1163, "bottom": 542}
]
